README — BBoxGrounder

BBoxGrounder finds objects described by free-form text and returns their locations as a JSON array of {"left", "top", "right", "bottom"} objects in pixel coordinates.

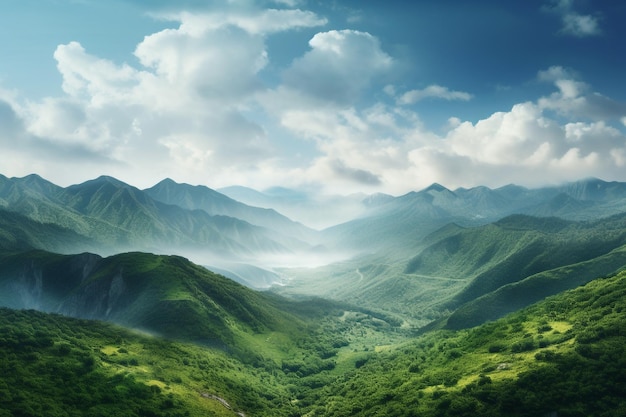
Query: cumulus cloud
[
  {"left": 272, "top": 64, "right": 626, "bottom": 192},
  {"left": 282, "top": 30, "right": 393, "bottom": 104},
  {"left": 1, "top": 3, "right": 626, "bottom": 195},
  {"left": 0, "top": 7, "right": 327, "bottom": 186},
  {"left": 537, "top": 66, "right": 626, "bottom": 120}
]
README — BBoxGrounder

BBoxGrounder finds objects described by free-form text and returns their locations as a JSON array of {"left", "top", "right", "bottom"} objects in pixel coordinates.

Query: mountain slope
[
  {"left": 279, "top": 211, "right": 626, "bottom": 327},
  {"left": 0, "top": 307, "right": 305, "bottom": 416},
  {"left": 0, "top": 175, "right": 309, "bottom": 271},
  {"left": 145, "top": 178, "right": 317, "bottom": 244},
  {"left": 445, "top": 243, "right": 626, "bottom": 329},
  {"left": 0, "top": 250, "right": 302, "bottom": 349},
  {"left": 306, "top": 270, "right": 626, "bottom": 416},
  {"left": 0, "top": 208, "right": 98, "bottom": 253},
  {"left": 1, "top": 267, "right": 625, "bottom": 416},
  {"left": 323, "top": 177, "right": 626, "bottom": 257},
  {"left": 406, "top": 213, "right": 626, "bottom": 310}
]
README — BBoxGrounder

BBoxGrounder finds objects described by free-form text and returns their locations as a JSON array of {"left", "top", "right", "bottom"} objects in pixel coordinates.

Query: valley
[{"left": 1, "top": 173, "right": 626, "bottom": 416}]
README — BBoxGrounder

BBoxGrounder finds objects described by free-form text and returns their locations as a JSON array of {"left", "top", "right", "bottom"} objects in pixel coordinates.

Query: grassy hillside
[
  {"left": 0, "top": 307, "right": 291, "bottom": 416},
  {"left": 277, "top": 213, "right": 626, "bottom": 329},
  {"left": 443, "top": 243, "right": 626, "bottom": 329},
  {"left": 0, "top": 250, "right": 312, "bottom": 354},
  {"left": 0, "top": 208, "right": 98, "bottom": 253},
  {"left": 400, "top": 213, "right": 626, "bottom": 320},
  {"left": 299, "top": 270, "right": 626, "bottom": 416},
  {"left": 0, "top": 291, "right": 406, "bottom": 416}
]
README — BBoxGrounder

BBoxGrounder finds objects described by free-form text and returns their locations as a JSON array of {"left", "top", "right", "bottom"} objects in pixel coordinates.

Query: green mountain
[
  {"left": 0, "top": 175, "right": 321, "bottom": 288},
  {"left": 0, "top": 306, "right": 322, "bottom": 417},
  {"left": 299, "top": 269, "right": 626, "bottom": 416},
  {"left": 145, "top": 178, "right": 317, "bottom": 244},
  {"left": 322, "top": 178, "right": 626, "bottom": 256},
  {"left": 278, "top": 212, "right": 626, "bottom": 329},
  {"left": 402, "top": 213, "right": 626, "bottom": 325},
  {"left": 0, "top": 250, "right": 307, "bottom": 351},
  {"left": 0, "top": 208, "right": 98, "bottom": 253},
  {"left": 59, "top": 176, "right": 295, "bottom": 255},
  {"left": 445, "top": 242, "right": 626, "bottom": 329},
  {"left": 3, "top": 172, "right": 626, "bottom": 415}
]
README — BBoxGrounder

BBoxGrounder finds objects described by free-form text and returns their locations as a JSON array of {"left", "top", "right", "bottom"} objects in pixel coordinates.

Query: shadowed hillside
[{"left": 0, "top": 250, "right": 305, "bottom": 351}]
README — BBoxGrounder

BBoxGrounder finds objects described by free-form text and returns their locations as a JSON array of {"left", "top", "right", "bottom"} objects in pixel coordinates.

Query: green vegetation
[
  {"left": 297, "top": 270, "right": 626, "bottom": 416},
  {"left": 0, "top": 249, "right": 319, "bottom": 355},
  {"left": 278, "top": 213, "right": 626, "bottom": 328},
  {"left": 2, "top": 269, "right": 626, "bottom": 416},
  {"left": 0, "top": 307, "right": 287, "bottom": 416},
  {"left": 0, "top": 297, "right": 405, "bottom": 416},
  {"left": 2, "top": 174, "right": 626, "bottom": 415}
]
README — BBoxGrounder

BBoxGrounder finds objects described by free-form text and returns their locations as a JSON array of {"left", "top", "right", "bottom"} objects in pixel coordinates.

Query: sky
[{"left": 1, "top": 0, "right": 625, "bottom": 196}]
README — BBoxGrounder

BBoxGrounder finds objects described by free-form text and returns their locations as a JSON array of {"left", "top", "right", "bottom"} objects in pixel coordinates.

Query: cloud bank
[{"left": 1, "top": 3, "right": 625, "bottom": 196}]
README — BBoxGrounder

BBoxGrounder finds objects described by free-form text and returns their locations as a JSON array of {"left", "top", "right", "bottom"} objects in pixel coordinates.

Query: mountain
[
  {"left": 322, "top": 177, "right": 626, "bottom": 256},
  {"left": 445, "top": 242, "right": 626, "bottom": 329},
  {"left": 398, "top": 212, "right": 626, "bottom": 330},
  {"left": 408, "top": 213, "right": 626, "bottom": 302},
  {"left": 2, "top": 172, "right": 626, "bottom": 416},
  {"left": 0, "top": 208, "right": 99, "bottom": 253},
  {"left": 145, "top": 178, "right": 318, "bottom": 244},
  {"left": 304, "top": 269, "right": 626, "bottom": 416},
  {"left": 0, "top": 175, "right": 325, "bottom": 286},
  {"left": 0, "top": 250, "right": 301, "bottom": 349},
  {"left": 3, "top": 172, "right": 626, "bottom": 308},
  {"left": 278, "top": 211, "right": 626, "bottom": 329}
]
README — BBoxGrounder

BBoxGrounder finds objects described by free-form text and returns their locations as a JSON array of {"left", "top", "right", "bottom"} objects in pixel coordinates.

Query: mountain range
[
  {"left": 0, "top": 174, "right": 323, "bottom": 287},
  {"left": 2, "top": 172, "right": 626, "bottom": 415},
  {"left": 2, "top": 172, "right": 626, "bottom": 326},
  {"left": 323, "top": 178, "right": 626, "bottom": 256}
]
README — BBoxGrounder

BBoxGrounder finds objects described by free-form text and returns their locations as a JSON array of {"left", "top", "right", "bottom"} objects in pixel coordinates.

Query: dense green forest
[
  {"left": 1, "top": 270, "right": 625, "bottom": 416},
  {"left": 309, "top": 270, "right": 626, "bottom": 416}
]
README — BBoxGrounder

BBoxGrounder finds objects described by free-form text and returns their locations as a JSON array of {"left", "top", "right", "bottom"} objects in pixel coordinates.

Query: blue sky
[{"left": 1, "top": 0, "right": 625, "bottom": 195}]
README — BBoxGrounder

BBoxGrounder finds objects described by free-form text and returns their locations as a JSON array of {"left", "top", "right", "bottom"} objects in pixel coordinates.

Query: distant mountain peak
[
  {"left": 20, "top": 173, "right": 46, "bottom": 181},
  {"left": 90, "top": 175, "right": 129, "bottom": 187},
  {"left": 157, "top": 178, "right": 179, "bottom": 186},
  {"left": 423, "top": 183, "right": 451, "bottom": 193},
  {"left": 17, "top": 173, "right": 56, "bottom": 188}
]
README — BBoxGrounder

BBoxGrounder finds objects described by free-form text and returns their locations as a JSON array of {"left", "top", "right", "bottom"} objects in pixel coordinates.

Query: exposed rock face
[
  {"left": 0, "top": 253, "right": 129, "bottom": 321},
  {"left": 16, "top": 261, "right": 44, "bottom": 310},
  {"left": 58, "top": 268, "right": 127, "bottom": 320}
]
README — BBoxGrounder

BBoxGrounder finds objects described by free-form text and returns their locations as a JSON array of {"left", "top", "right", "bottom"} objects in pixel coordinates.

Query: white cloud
[
  {"left": 281, "top": 30, "right": 393, "bottom": 105},
  {"left": 561, "top": 12, "right": 600, "bottom": 37},
  {"left": 0, "top": 7, "right": 296, "bottom": 187},
  {"left": 54, "top": 42, "right": 139, "bottom": 103},
  {"left": 164, "top": 9, "right": 326, "bottom": 36},
  {"left": 397, "top": 85, "right": 472, "bottom": 105},
  {"left": 272, "top": 66, "right": 626, "bottom": 193},
  {"left": 537, "top": 66, "right": 626, "bottom": 120},
  {"left": 544, "top": 0, "right": 601, "bottom": 37},
  {"left": 1, "top": 4, "right": 626, "bottom": 196}
]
